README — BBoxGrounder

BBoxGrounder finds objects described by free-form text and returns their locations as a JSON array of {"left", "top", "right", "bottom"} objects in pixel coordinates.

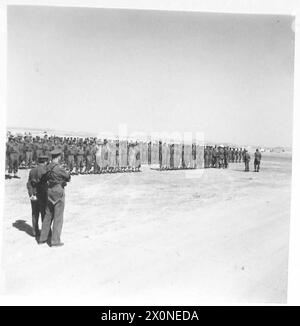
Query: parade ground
[{"left": 1, "top": 152, "right": 292, "bottom": 304}]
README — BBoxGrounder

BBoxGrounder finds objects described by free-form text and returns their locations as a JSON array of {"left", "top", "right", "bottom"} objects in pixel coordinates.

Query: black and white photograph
[{"left": 0, "top": 1, "right": 299, "bottom": 306}]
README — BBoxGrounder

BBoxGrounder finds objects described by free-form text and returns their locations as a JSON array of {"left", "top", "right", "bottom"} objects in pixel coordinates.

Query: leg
[
  {"left": 25, "top": 152, "right": 30, "bottom": 167},
  {"left": 29, "top": 152, "right": 33, "bottom": 167},
  {"left": 51, "top": 198, "right": 65, "bottom": 245},
  {"left": 13, "top": 155, "right": 19, "bottom": 177},
  {"left": 31, "top": 200, "right": 40, "bottom": 237},
  {"left": 8, "top": 154, "right": 13, "bottom": 175},
  {"left": 39, "top": 201, "right": 54, "bottom": 243}
]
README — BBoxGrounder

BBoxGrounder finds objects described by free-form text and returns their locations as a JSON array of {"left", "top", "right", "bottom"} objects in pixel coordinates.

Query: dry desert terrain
[{"left": 1, "top": 152, "right": 292, "bottom": 304}]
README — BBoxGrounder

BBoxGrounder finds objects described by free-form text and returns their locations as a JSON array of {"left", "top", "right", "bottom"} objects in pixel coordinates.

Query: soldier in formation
[{"left": 6, "top": 131, "right": 262, "bottom": 177}]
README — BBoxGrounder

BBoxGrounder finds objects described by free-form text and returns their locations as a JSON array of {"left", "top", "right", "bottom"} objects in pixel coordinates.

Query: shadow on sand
[
  {"left": 12, "top": 219, "right": 52, "bottom": 245},
  {"left": 12, "top": 219, "right": 35, "bottom": 237}
]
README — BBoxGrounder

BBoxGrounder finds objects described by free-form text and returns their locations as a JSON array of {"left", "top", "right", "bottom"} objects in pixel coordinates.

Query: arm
[
  {"left": 26, "top": 170, "right": 37, "bottom": 197},
  {"left": 57, "top": 166, "right": 71, "bottom": 182}
]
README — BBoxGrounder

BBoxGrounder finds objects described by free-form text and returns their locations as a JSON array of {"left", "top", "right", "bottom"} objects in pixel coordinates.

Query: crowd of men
[
  {"left": 203, "top": 145, "right": 261, "bottom": 172},
  {"left": 5, "top": 132, "right": 142, "bottom": 179},
  {"left": 5, "top": 132, "right": 262, "bottom": 179},
  {"left": 204, "top": 146, "right": 243, "bottom": 169}
]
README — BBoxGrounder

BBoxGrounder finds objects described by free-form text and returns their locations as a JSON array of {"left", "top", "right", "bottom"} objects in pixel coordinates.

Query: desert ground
[{"left": 1, "top": 152, "right": 292, "bottom": 304}]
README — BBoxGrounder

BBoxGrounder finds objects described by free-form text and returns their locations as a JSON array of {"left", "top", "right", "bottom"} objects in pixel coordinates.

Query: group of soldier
[
  {"left": 204, "top": 145, "right": 261, "bottom": 172},
  {"left": 5, "top": 132, "right": 142, "bottom": 179},
  {"left": 6, "top": 133, "right": 262, "bottom": 180}
]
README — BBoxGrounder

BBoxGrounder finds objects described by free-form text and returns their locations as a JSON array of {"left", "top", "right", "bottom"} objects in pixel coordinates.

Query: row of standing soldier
[
  {"left": 203, "top": 146, "right": 261, "bottom": 172},
  {"left": 6, "top": 134, "right": 142, "bottom": 178},
  {"left": 204, "top": 146, "right": 245, "bottom": 169},
  {"left": 6, "top": 133, "right": 261, "bottom": 179},
  {"left": 6, "top": 134, "right": 205, "bottom": 177}
]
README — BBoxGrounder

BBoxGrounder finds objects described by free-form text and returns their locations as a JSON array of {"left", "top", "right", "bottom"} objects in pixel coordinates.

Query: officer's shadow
[
  {"left": 12, "top": 219, "right": 35, "bottom": 238},
  {"left": 12, "top": 219, "right": 52, "bottom": 245}
]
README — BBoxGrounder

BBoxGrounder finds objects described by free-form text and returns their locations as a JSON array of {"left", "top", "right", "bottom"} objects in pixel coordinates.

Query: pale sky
[{"left": 7, "top": 6, "right": 295, "bottom": 146}]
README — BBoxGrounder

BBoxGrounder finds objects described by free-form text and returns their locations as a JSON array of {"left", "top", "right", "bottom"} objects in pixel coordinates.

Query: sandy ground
[{"left": 1, "top": 152, "right": 292, "bottom": 304}]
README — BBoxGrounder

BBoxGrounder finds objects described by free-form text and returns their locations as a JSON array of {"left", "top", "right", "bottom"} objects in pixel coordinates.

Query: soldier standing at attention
[
  {"left": 230, "top": 147, "right": 234, "bottom": 163},
  {"left": 42, "top": 138, "right": 51, "bottom": 161},
  {"left": 24, "top": 137, "right": 34, "bottom": 168},
  {"left": 224, "top": 146, "right": 229, "bottom": 168},
  {"left": 148, "top": 141, "right": 152, "bottom": 165},
  {"left": 39, "top": 150, "right": 71, "bottom": 247},
  {"left": 204, "top": 146, "right": 208, "bottom": 168},
  {"left": 218, "top": 146, "right": 225, "bottom": 168},
  {"left": 254, "top": 148, "right": 262, "bottom": 172},
  {"left": 35, "top": 138, "right": 44, "bottom": 161},
  {"left": 91, "top": 141, "right": 99, "bottom": 173},
  {"left": 235, "top": 148, "right": 239, "bottom": 163},
  {"left": 76, "top": 143, "right": 85, "bottom": 174},
  {"left": 26, "top": 155, "right": 48, "bottom": 238},
  {"left": 244, "top": 150, "right": 250, "bottom": 172},
  {"left": 66, "top": 141, "right": 76, "bottom": 174},
  {"left": 238, "top": 148, "right": 243, "bottom": 163},
  {"left": 212, "top": 146, "right": 217, "bottom": 168},
  {"left": 85, "top": 141, "right": 93, "bottom": 173},
  {"left": 6, "top": 136, "right": 20, "bottom": 178}
]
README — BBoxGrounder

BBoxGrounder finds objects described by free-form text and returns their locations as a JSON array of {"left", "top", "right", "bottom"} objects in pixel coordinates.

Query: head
[
  {"left": 51, "top": 149, "right": 62, "bottom": 163},
  {"left": 38, "top": 156, "right": 48, "bottom": 165},
  {"left": 52, "top": 154, "right": 61, "bottom": 163}
]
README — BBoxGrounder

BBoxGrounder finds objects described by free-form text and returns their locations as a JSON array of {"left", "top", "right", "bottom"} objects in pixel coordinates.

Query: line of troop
[{"left": 5, "top": 132, "right": 205, "bottom": 178}]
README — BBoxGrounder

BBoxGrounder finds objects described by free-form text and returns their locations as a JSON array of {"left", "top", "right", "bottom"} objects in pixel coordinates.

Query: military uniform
[
  {"left": 6, "top": 139, "right": 20, "bottom": 177},
  {"left": 128, "top": 143, "right": 136, "bottom": 170},
  {"left": 35, "top": 140, "right": 44, "bottom": 160},
  {"left": 235, "top": 149, "right": 239, "bottom": 163},
  {"left": 42, "top": 141, "right": 51, "bottom": 160},
  {"left": 39, "top": 151, "right": 71, "bottom": 246},
  {"left": 162, "top": 143, "right": 170, "bottom": 169},
  {"left": 18, "top": 141, "right": 26, "bottom": 166},
  {"left": 107, "top": 141, "right": 117, "bottom": 171},
  {"left": 66, "top": 143, "right": 77, "bottom": 172},
  {"left": 224, "top": 147, "right": 229, "bottom": 168},
  {"left": 76, "top": 145, "right": 85, "bottom": 174},
  {"left": 26, "top": 156, "right": 48, "bottom": 237},
  {"left": 244, "top": 151, "right": 250, "bottom": 172},
  {"left": 184, "top": 144, "right": 192, "bottom": 169},
  {"left": 173, "top": 143, "right": 182, "bottom": 169},
  {"left": 238, "top": 149, "right": 242, "bottom": 163},
  {"left": 148, "top": 142, "right": 152, "bottom": 165},
  {"left": 212, "top": 147, "right": 217, "bottom": 168},
  {"left": 24, "top": 140, "right": 34, "bottom": 167},
  {"left": 218, "top": 147, "right": 225, "bottom": 168},
  {"left": 169, "top": 144, "right": 174, "bottom": 169},
  {"left": 85, "top": 143, "right": 93, "bottom": 173},
  {"left": 254, "top": 150, "right": 262, "bottom": 172},
  {"left": 134, "top": 143, "right": 141, "bottom": 170},
  {"left": 204, "top": 147, "right": 209, "bottom": 168}
]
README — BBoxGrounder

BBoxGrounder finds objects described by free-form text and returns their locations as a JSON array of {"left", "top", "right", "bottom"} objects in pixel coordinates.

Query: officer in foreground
[
  {"left": 26, "top": 155, "right": 49, "bottom": 239},
  {"left": 39, "top": 149, "right": 71, "bottom": 247}
]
